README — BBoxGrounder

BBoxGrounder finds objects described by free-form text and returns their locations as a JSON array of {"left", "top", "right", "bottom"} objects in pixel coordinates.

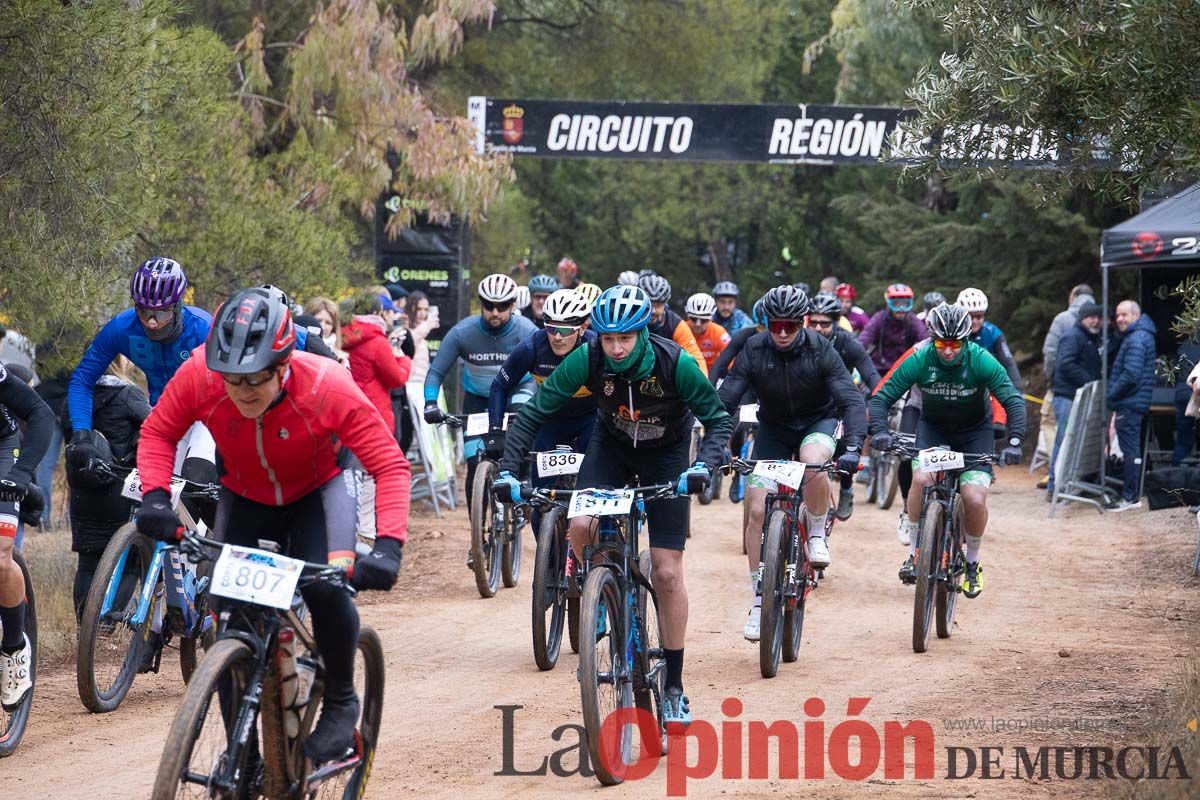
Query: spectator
[
  {"left": 304, "top": 297, "right": 348, "bottom": 363},
  {"left": 1042, "top": 283, "right": 1094, "bottom": 382},
  {"left": 1047, "top": 302, "right": 1102, "bottom": 495},
  {"left": 1172, "top": 339, "right": 1200, "bottom": 465},
  {"left": 1106, "top": 300, "right": 1156, "bottom": 511},
  {"left": 404, "top": 291, "right": 439, "bottom": 386}
]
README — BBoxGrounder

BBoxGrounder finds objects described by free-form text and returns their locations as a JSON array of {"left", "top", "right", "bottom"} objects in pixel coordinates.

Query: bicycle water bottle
[
  {"left": 294, "top": 652, "right": 318, "bottom": 709},
  {"left": 277, "top": 627, "right": 300, "bottom": 737}
]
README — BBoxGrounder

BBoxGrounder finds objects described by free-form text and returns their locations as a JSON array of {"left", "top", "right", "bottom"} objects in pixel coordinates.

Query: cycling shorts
[
  {"left": 914, "top": 417, "right": 994, "bottom": 485},
  {"left": 0, "top": 432, "right": 21, "bottom": 543},
  {"left": 748, "top": 418, "right": 838, "bottom": 490},
  {"left": 574, "top": 421, "right": 690, "bottom": 551}
]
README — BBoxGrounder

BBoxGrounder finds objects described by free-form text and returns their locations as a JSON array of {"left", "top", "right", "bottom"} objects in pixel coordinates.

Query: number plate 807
[{"left": 210, "top": 545, "right": 305, "bottom": 610}]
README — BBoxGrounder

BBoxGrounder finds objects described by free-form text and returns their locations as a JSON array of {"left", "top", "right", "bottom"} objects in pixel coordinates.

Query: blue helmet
[
  {"left": 591, "top": 286, "right": 652, "bottom": 333},
  {"left": 752, "top": 297, "right": 767, "bottom": 326},
  {"left": 528, "top": 274, "right": 560, "bottom": 294}
]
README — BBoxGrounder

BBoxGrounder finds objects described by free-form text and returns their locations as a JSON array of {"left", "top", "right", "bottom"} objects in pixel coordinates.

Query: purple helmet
[{"left": 130, "top": 257, "right": 187, "bottom": 309}]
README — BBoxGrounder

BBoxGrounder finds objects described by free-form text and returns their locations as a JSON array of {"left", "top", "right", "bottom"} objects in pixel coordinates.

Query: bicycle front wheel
[
  {"left": 579, "top": 567, "right": 633, "bottom": 786},
  {"left": 634, "top": 551, "right": 666, "bottom": 758},
  {"left": 531, "top": 508, "right": 569, "bottom": 671},
  {"left": 501, "top": 504, "right": 523, "bottom": 589},
  {"left": 469, "top": 460, "right": 503, "bottom": 598},
  {"left": 151, "top": 638, "right": 256, "bottom": 800},
  {"left": 936, "top": 497, "right": 964, "bottom": 639},
  {"left": 0, "top": 550, "right": 37, "bottom": 758},
  {"left": 913, "top": 501, "right": 944, "bottom": 653},
  {"left": 759, "top": 509, "right": 789, "bottom": 679},
  {"left": 880, "top": 454, "right": 901, "bottom": 510},
  {"left": 77, "top": 522, "right": 153, "bottom": 713}
]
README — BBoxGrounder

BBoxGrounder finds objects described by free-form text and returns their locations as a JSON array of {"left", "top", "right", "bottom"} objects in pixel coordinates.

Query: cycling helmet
[
  {"left": 514, "top": 285, "right": 530, "bottom": 310},
  {"left": 752, "top": 297, "right": 767, "bottom": 326},
  {"left": 591, "top": 286, "right": 652, "bottom": 333},
  {"left": 761, "top": 285, "right": 810, "bottom": 320},
  {"left": 925, "top": 303, "right": 972, "bottom": 340},
  {"left": 712, "top": 281, "right": 738, "bottom": 298},
  {"left": 130, "top": 257, "right": 187, "bottom": 309},
  {"left": 835, "top": 282, "right": 857, "bottom": 301},
  {"left": 956, "top": 287, "right": 988, "bottom": 313},
  {"left": 478, "top": 273, "right": 518, "bottom": 304},
  {"left": 923, "top": 291, "right": 946, "bottom": 310},
  {"left": 792, "top": 282, "right": 811, "bottom": 296},
  {"left": 575, "top": 283, "right": 602, "bottom": 308},
  {"left": 685, "top": 293, "right": 717, "bottom": 320},
  {"left": 638, "top": 274, "right": 672, "bottom": 303},
  {"left": 556, "top": 257, "right": 578, "bottom": 279},
  {"left": 809, "top": 292, "right": 842, "bottom": 318},
  {"left": 617, "top": 270, "right": 640, "bottom": 287},
  {"left": 528, "top": 274, "right": 559, "bottom": 295},
  {"left": 637, "top": 268, "right": 657, "bottom": 279},
  {"left": 543, "top": 289, "right": 590, "bottom": 325},
  {"left": 207, "top": 288, "right": 296, "bottom": 374},
  {"left": 885, "top": 283, "right": 914, "bottom": 299}
]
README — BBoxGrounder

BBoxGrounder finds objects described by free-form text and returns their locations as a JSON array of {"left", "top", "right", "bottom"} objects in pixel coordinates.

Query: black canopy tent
[{"left": 1099, "top": 183, "right": 1200, "bottom": 481}]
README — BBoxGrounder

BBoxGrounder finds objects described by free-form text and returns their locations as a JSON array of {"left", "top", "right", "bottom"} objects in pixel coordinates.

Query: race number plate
[
  {"left": 464, "top": 413, "right": 490, "bottom": 437},
  {"left": 752, "top": 460, "right": 805, "bottom": 490},
  {"left": 918, "top": 448, "right": 965, "bottom": 473},
  {"left": 567, "top": 489, "right": 636, "bottom": 519},
  {"left": 121, "top": 469, "right": 186, "bottom": 509},
  {"left": 210, "top": 545, "right": 305, "bottom": 610},
  {"left": 739, "top": 404, "right": 759, "bottom": 423},
  {"left": 537, "top": 451, "right": 583, "bottom": 477}
]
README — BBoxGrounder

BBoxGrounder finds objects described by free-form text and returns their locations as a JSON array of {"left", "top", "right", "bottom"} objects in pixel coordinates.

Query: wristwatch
[{"left": 1008, "top": 437, "right": 1021, "bottom": 448}]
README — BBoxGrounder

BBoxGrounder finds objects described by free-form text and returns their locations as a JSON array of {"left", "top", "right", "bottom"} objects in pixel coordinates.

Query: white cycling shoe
[
  {"left": 1, "top": 635, "right": 33, "bottom": 711},
  {"left": 806, "top": 536, "right": 830, "bottom": 568},
  {"left": 896, "top": 512, "right": 911, "bottom": 546},
  {"left": 743, "top": 601, "right": 761, "bottom": 641}
]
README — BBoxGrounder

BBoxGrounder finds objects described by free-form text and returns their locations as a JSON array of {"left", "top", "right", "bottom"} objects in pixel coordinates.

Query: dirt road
[{"left": 8, "top": 470, "right": 1198, "bottom": 798}]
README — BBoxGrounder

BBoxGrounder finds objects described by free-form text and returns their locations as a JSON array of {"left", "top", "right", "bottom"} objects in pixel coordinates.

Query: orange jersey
[{"left": 692, "top": 321, "right": 731, "bottom": 371}]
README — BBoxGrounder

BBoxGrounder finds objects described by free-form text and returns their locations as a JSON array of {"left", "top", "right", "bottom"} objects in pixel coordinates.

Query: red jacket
[
  {"left": 341, "top": 316, "right": 412, "bottom": 431},
  {"left": 138, "top": 347, "right": 410, "bottom": 544}
]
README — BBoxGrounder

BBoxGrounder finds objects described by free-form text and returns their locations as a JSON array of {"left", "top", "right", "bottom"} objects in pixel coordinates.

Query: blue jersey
[
  {"left": 969, "top": 320, "right": 1022, "bottom": 390},
  {"left": 68, "top": 306, "right": 212, "bottom": 430},
  {"left": 424, "top": 313, "right": 537, "bottom": 403},
  {"left": 715, "top": 307, "right": 753, "bottom": 335},
  {"left": 488, "top": 328, "right": 597, "bottom": 427}
]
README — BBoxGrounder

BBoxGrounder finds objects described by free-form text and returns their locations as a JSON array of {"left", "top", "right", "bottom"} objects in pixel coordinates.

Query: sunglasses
[
  {"left": 768, "top": 320, "right": 802, "bottom": 335},
  {"left": 546, "top": 324, "right": 581, "bottom": 337},
  {"left": 887, "top": 300, "right": 914, "bottom": 312},
  {"left": 687, "top": 316, "right": 710, "bottom": 325},
  {"left": 136, "top": 305, "right": 174, "bottom": 324},
  {"left": 933, "top": 338, "right": 964, "bottom": 351},
  {"left": 808, "top": 318, "right": 835, "bottom": 329},
  {"left": 482, "top": 301, "right": 513, "bottom": 313},
  {"left": 221, "top": 368, "right": 279, "bottom": 387}
]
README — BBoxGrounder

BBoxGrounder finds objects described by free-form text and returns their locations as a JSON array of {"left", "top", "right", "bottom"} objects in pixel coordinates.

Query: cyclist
[
  {"left": 717, "top": 286, "right": 865, "bottom": 641},
  {"left": 684, "top": 293, "right": 731, "bottom": 372},
  {"left": 523, "top": 274, "right": 561, "bottom": 330},
  {"left": 423, "top": 274, "right": 537, "bottom": 509},
  {"left": 575, "top": 283, "right": 603, "bottom": 311},
  {"left": 617, "top": 271, "right": 640, "bottom": 287},
  {"left": 0, "top": 363, "right": 53, "bottom": 711},
  {"left": 956, "top": 288, "right": 1022, "bottom": 390},
  {"left": 707, "top": 297, "right": 766, "bottom": 384},
  {"left": 494, "top": 285, "right": 733, "bottom": 725},
  {"left": 807, "top": 293, "right": 881, "bottom": 391},
  {"left": 487, "top": 289, "right": 596, "bottom": 472},
  {"left": 712, "top": 282, "right": 753, "bottom": 334},
  {"left": 917, "top": 291, "right": 946, "bottom": 322},
  {"left": 859, "top": 283, "right": 927, "bottom": 375},
  {"left": 836, "top": 283, "right": 869, "bottom": 334},
  {"left": 134, "top": 288, "right": 409, "bottom": 764},
  {"left": 869, "top": 303, "right": 1025, "bottom": 597},
  {"left": 638, "top": 274, "right": 706, "bottom": 365}
]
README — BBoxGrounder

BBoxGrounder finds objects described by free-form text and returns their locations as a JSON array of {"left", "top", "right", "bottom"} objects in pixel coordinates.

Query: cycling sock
[
  {"left": 804, "top": 509, "right": 825, "bottom": 538},
  {"left": 748, "top": 571, "right": 759, "bottom": 598},
  {"left": 0, "top": 602, "right": 25, "bottom": 652},
  {"left": 906, "top": 521, "right": 919, "bottom": 556},
  {"left": 965, "top": 534, "right": 983, "bottom": 562},
  {"left": 664, "top": 648, "right": 684, "bottom": 692}
]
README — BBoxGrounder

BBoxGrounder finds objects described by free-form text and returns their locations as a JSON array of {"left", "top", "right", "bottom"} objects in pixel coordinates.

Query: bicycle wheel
[
  {"left": 579, "top": 567, "right": 633, "bottom": 786},
  {"left": 567, "top": 596, "right": 580, "bottom": 654},
  {"left": 758, "top": 509, "right": 789, "bottom": 679},
  {"left": 936, "top": 497, "right": 964, "bottom": 639},
  {"left": 0, "top": 550, "right": 37, "bottom": 758},
  {"left": 151, "top": 638, "right": 256, "bottom": 800},
  {"left": 531, "top": 508, "right": 569, "bottom": 671},
  {"left": 77, "top": 522, "right": 154, "bottom": 713},
  {"left": 880, "top": 454, "right": 901, "bottom": 510},
  {"left": 469, "top": 460, "right": 503, "bottom": 598},
  {"left": 913, "top": 501, "right": 943, "bottom": 654},
  {"left": 633, "top": 551, "right": 666, "bottom": 758},
  {"left": 875, "top": 455, "right": 894, "bottom": 509},
  {"left": 502, "top": 502, "right": 523, "bottom": 588},
  {"left": 782, "top": 521, "right": 808, "bottom": 664}
]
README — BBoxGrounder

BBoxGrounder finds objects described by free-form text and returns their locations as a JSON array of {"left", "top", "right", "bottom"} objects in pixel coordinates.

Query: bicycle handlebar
[
  {"left": 89, "top": 460, "right": 222, "bottom": 502},
  {"left": 516, "top": 482, "right": 678, "bottom": 505},
  {"left": 723, "top": 458, "right": 854, "bottom": 478},
  {"left": 178, "top": 530, "right": 352, "bottom": 592}
]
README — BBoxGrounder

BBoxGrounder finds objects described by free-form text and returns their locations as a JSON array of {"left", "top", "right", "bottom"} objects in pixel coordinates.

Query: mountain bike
[
  {"left": 151, "top": 531, "right": 384, "bottom": 800},
  {"left": 442, "top": 413, "right": 526, "bottom": 598},
  {"left": 527, "top": 447, "right": 583, "bottom": 671},
  {"left": 865, "top": 399, "right": 902, "bottom": 510},
  {"left": 728, "top": 458, "right": 846, "bottom": 679},
  {"left": 896, "top": 444, "right": 997, "bottom": 653},
  {"left": 76, "top": 462, "right": 219, "bottom": 713},
  {"left": 512, "top": 481, "right": 676, "bottom": 786},
  {"left": 0, "top": 480, "right": 36, "bottom": 757}
]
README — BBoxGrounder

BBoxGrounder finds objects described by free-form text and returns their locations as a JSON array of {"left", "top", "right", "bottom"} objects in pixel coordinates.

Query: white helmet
[
  {"left": 685, "top": 293, "right": 717, "bottom": 320},
  {"left": 542, "top": 289, "right": 590, "bottom": 324},
  {"left": 513, "top": 285, "right": 530, "bottom": 310},
  {"left": 617, "top": 270, "right": 640, "bottom": 286},
  {"left": 479, "top": 273, "right": 518, "bottom": 304},
  {"left": 956, "top": 287, "right": 988, "bottom": 313}
]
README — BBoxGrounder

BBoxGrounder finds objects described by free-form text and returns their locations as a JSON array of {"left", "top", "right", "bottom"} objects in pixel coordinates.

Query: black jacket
[
  {"left": 830, "top": 328, "right": 881, "bottom": 391},
  {"left": 1051, "top": 320, "right": 1102, "bottom": 398},
  {"left": 717, "top": 330, "right": 867, "bottom": 447}
]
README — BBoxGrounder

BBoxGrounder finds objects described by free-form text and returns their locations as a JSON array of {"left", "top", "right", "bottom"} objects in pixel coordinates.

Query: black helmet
[
  {"left": 761, "top": 285, "right": 810, "bottom": 320},
  {"left": 207, "top": 288, "right": 297, "bottom": 374},
  {"left": 925, "top": 303, "right": 972, "bottom": 340},
  {"left": 923, "top": 291, "right": 946, "bottom": 311},
  {"left": 638, "top": 274, "right": 672, "bottom": 303},
  {"left": 809, "top": 292, "right": 842, "bottom": 318}
]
